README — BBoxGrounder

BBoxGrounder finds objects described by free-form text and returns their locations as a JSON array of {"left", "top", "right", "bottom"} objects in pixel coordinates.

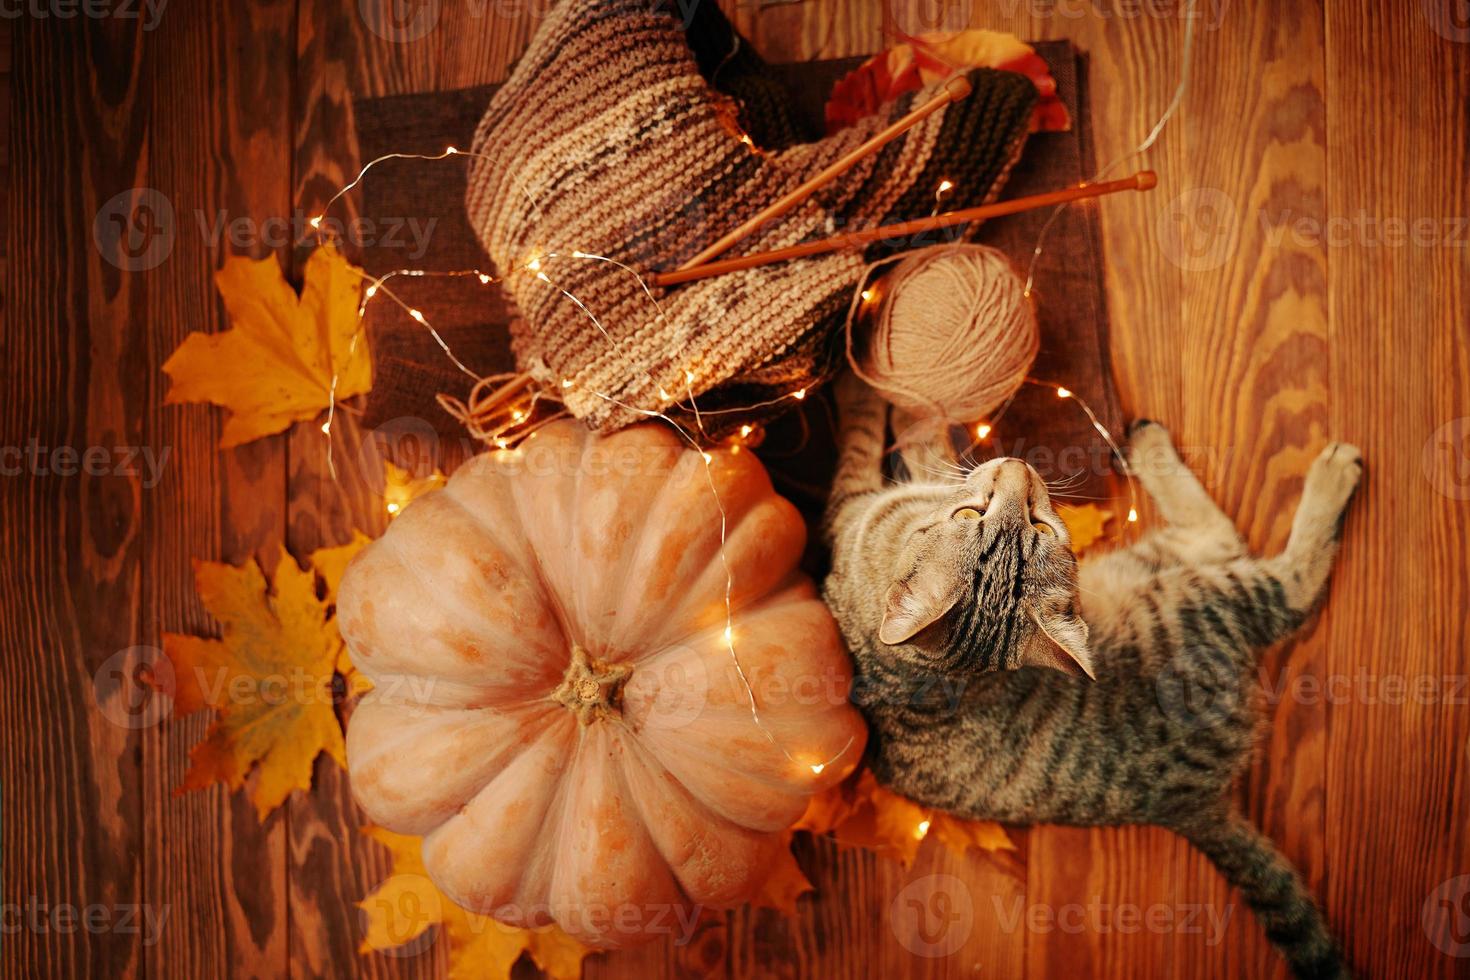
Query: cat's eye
[
  {"left": 954, "top": 507, "right": 982, "bottom": 521},
  {"left": 1033, "top": 521, "right": 1056, "bottom": 536}
]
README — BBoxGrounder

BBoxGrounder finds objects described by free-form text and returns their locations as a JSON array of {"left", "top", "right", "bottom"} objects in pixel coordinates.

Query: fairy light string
[{"left": 303, "top": 27, "right": 1180, "bottom": 778}]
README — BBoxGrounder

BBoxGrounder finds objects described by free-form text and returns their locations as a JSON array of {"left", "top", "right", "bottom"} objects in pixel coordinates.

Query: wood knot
[{"left": 551, "top": 645, "right": 632, "bottom": 725}]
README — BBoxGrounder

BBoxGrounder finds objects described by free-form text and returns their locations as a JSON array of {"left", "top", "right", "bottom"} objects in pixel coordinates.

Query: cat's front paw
[
  {"left": 1126, "top": 418, "right": 1177, "bottom": 465},
  {"left": 1304, "top": 442, "right": 1364, "bottom": 516}
]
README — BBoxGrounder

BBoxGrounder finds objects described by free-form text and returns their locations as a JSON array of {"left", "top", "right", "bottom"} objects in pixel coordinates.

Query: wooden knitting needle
[
  {"left": 675, "top": 76, "right": 975, "bottom": 272},
  {"left": 650, "top": 170, "right": 1157, "bottom": 288}
]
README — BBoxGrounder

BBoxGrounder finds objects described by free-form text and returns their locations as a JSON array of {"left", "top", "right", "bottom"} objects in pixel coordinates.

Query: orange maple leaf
[
  {"left": 162, "top": 550, "right": 346, "bottom": 820},
  {"left": 1056, "top": 502, "right": 1114, "bottom": 553},
  {"left": 794, "top": 770, "right": 1011, "bottom": 869},
  {"left": 359, "top": 826, "right": 592, "bottom": 980},
  {"left": 163, "top": 245, "right": 372, "bottom": 448},
  {"left": 749, "top": 831, "right": 815, "bottom": 916}
]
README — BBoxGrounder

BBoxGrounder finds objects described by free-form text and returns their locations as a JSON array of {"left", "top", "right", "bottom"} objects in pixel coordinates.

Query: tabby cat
[{"left": 823, "top": 374, "right": 1362, "bottom": 978}]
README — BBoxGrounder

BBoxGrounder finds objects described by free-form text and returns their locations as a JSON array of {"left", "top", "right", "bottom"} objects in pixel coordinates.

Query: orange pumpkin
[{"left": 340, "top": 421, "right": 865, "bottom": 948}]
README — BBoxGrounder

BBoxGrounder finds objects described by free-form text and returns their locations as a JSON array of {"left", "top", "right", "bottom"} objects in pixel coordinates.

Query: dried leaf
[
  {"left": 825, "top": 30, "right": 1068, "bottom": 134},
  {"left": 162, "top": 551, "right": 346, "bottom": 819},
  {"left": 928, "top": 812, "right": 1013, "bottom": 860},
  {"left": 750, "top": 832, "right": 814, "bottom": 916},
  {"left": 793, "top": 769, "right": 1011, "bottom": 871},
  {"left": 163, "top": 245, "right": 371, "bottom": 448},
  {"left": 1056, "top": 502, "right": 1113, "bottom": 553},
  {"left": 310, "top": 530, "right": 375, "bottom": 692},
  {"left": 384, "top": 460, "right": 446, "bottom": 519},
  {"left": 360, "top": 826, "right": 592, "bottom": 980}
]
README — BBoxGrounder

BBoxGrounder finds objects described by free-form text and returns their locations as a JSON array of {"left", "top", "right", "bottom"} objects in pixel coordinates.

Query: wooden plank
[
  {"left": 1, "top": 14, "right": 152, "bottom": 979},
  {"left": 1323, "top": 3, "right": 1470, "bottom": 978},
  {"left": 1170, "top": 0, "right": 1331, "bottom": 975},
  {"left": 137, "top": 1, "right": 298, "bottom": 977}
]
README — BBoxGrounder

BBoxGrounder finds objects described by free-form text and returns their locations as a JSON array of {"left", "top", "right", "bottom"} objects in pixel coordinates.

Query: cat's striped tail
[{"left": 1176, "top": 810, "right": 1347, "bottom": 979}]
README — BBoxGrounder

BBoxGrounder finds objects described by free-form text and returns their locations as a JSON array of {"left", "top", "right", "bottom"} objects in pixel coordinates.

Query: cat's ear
[
  {"left": 1022, "top": 611, "right": 1096, "bottom": 679},
  {"left": 879, "top": 563, "right": 965, "bottom": 646}
]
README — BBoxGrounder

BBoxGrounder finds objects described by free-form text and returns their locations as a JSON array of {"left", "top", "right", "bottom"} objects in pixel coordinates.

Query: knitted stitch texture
[{"left": 466, "top": 0, "right": 1036, "bottom": 432}]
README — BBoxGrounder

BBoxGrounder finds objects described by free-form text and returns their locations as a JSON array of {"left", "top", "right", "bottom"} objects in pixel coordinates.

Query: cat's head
[{"left": 878, "top": 457, "right": 1094, "bottom": 678}]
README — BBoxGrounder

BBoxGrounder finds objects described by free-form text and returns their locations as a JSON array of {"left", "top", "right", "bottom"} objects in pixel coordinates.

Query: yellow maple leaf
[
  {"left": 162, "top": 550, "right": 346, "bottom": 820},
  {"left": 360, "top": 826, "right": 591, "bottom": 980},
  {"left": 310, "top": 530, "right": 375, "bottom": 694},
  {"left": 163, "top": 245, "right": 371, "bottom": 448},
  {"left": 383, "top": 460, "right": 445, "bottom": 519},
  {"left": 1056, "top": 502, "right": 1113, "bottom": 553}
]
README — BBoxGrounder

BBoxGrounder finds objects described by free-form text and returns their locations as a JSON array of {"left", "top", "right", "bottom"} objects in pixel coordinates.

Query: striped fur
[{"left": 823, "top": 375, "right": 1361, "bottom": 978}]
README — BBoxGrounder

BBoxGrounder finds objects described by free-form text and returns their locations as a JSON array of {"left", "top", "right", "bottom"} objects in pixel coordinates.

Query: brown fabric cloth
[{"left": 352, "top": 39, "right": 1122, "bottom": 507}]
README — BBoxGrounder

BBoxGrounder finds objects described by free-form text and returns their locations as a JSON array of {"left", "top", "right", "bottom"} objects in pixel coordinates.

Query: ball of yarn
[{"left": 861, "top": 244, "right": 1038, "bottom": 420}]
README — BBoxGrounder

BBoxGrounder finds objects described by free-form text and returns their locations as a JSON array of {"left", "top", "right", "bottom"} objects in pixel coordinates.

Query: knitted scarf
[{"left": 466, "top": 0, "right": 1036, "bottom": 432}]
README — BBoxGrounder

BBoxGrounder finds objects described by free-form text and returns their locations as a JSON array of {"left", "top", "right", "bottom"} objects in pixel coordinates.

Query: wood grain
[{"left": 3, "top": 1, "right": 1467, "bottom": 978}]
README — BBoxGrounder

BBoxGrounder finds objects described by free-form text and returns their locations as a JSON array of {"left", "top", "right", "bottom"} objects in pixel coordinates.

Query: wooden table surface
[{"left": 3, "top": 1, "right": 1467, "bottom": 978}]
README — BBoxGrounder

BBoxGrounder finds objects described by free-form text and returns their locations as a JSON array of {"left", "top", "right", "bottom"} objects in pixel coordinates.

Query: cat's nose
[{"left": 990, "top": 459, "right": 1034, "bottom": 511}]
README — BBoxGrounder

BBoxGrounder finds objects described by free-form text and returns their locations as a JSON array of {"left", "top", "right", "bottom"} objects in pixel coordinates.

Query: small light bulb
[
  {"left": 478, "top": 273, "right": 492, "bottom": 284},
  {"left": 309, "top": 215, "right": 323, "bottom": 229},
  {"left": 976, "top": 423, "right": 991, "bottom": 439},
  {"left": 701, "top": 452, "right": 713, "bottom": 463},
  {"left": 915, "top": 819, "right": 931, "bottom": 839},
  {"left": 792, "top": 388, "right": 807, "bottom": 401},
  {"left": 739, "top": 424, "right": 753, "bottom": 438},
  {"left": 937, "top": 179, "right": 953, "bottom": 193},
  {"left": 861, "top": 289, "right": 874, "bottom": 303},
  {"left": 684, "top": 370, "right": 695, "bottom": 384},
  {"left": 1128, "top": 507, "right": 1139, "bottom": 523},
  {"left": 444, "top": 145, "right": 458, "bottom": 154},
  {"left": 526, "top": 256, "right": 542, "bottom": 271},
  {"left": 409, "top": 309, "right": 426, "bottom": 324},
  {"left": 386, "top": 501, "right": 400, "bottom": 515},
  {"left": 739, "top": 134, "right": 754, "bottom": 147},
  {"left": 320, "top": 421, "right": 331, "bottom": 435},
  {"left": 561, "top": 378, "right": 574, "bottom": 389},
  {"left": 536, "top": 271, "right": 550, "bottom": 283},
  {"left": 658, "top": 386, "right": 671, "bottom": 401},
  {"left": 496, "top": 438, "right": 509, "bottom": 449},
  {"left": 723, "top": 625, "right": 733, "bottom": 643},
  {"left": 809, "top": 763, "right": 825, "bottom": 775},
  {"left": 1056, "top": 387, "right": 1072, "bottom": 399},
  {"left": 512, "top": 409, "right": 525, "bottom": 422}
]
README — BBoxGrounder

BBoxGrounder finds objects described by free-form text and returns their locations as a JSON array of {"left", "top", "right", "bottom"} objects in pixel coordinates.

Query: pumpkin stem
[{"left": 551, "top": 645, "right": 633, "bottom": 725}]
